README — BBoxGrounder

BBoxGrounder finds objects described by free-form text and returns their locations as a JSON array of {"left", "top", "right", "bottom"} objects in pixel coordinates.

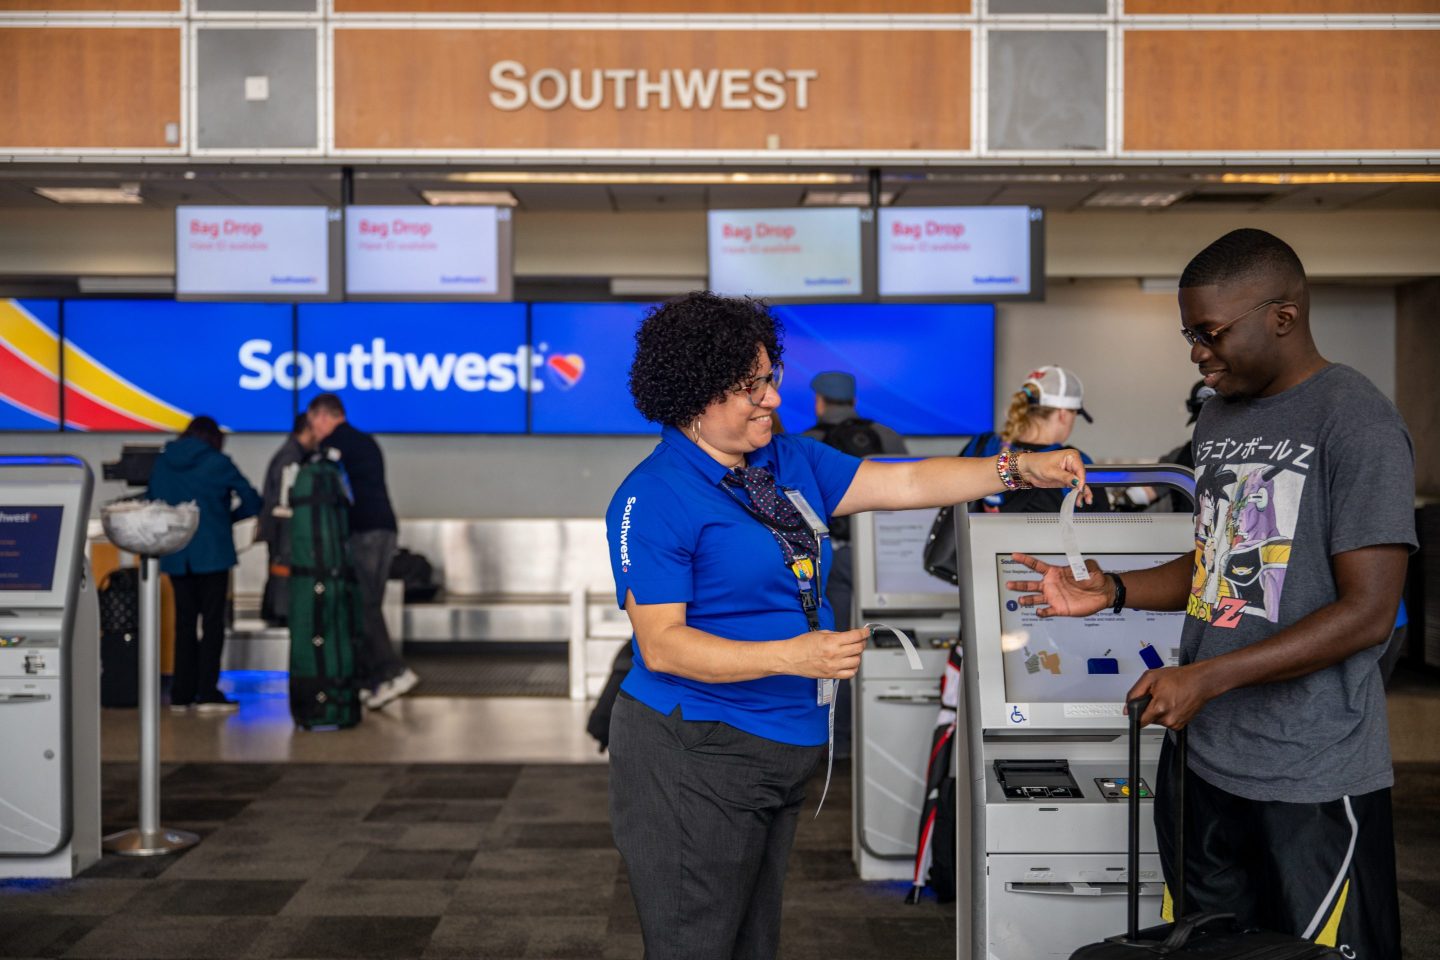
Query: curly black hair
[{"left": 628, "top": 292, "right": 783, "bottom": 427}]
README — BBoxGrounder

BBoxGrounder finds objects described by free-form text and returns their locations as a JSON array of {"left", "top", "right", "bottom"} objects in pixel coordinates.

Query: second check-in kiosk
[{"left": 956, "top": 466, "right": 1194, "bottom": 959}]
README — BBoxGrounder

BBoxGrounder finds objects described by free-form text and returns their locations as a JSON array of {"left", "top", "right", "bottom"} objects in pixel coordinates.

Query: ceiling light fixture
[
  {"left": 801, "top": 190, "right": 895, "bottom": 206},
  {"left": 420, "top": 189, "right": 520, "bottom": 206},
  {"left": 443, "top": 171, "right": 860, "bottom": 186},
  {"left": 1216, "top": 172, "right": 1440, "bottom": 186},
  {"left": 34, "top": 183, "right": 143, "bottom": 204},
  {"left": 1082, "top": 189, "right": 1188, "bottom": 208}
]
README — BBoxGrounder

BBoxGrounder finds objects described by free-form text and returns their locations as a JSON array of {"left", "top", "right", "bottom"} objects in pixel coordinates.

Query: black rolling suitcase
[
  {"left": 1069, "top": 695, "right": 1340, "bottom": 959},
  {"left": 98, "top": 567, "right": 141, "bottom": 708}
]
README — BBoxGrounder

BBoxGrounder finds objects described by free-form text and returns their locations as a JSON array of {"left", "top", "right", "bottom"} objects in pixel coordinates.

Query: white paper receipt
[{"left": 1059, "top": 486, "right": 1090, "bottom": 581}]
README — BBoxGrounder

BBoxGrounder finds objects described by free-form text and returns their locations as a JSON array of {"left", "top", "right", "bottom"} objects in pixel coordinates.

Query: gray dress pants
[
  {"left": 609, "top": 693, "right": 824, "bottom": 960},
  {"left": 349, "top": 528, "right": 404, "bottom": 688}
]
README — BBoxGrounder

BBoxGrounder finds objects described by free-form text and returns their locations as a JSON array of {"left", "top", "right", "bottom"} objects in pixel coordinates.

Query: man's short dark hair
[
  {"left": 628, "top": 293, "right": 783, "bottom": 427},
  {"left": 292, "top": 413, "right": 311, "bottom": 436},
  {"left": 182, "top": 415, "right": 224, "bottom": 451},
  {"left": 307, "top": 393, "right": 346, "bottom": 417},
  {"left": 1180, "top": 228, "right": 1307, "bottom": 294}
]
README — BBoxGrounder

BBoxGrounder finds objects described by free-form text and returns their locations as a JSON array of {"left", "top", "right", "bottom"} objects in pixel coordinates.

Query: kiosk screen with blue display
[
  {"left": 528, "top": 302, "right": 993, "bottom": 436},
  {"left": 0, "top": 299, "right": 61, "bottom": 431},
  {"left": 0, "top": 505, "right": 63, "bottom": 591},
  {"left": 296, "top": 302, "right": 529, "bottom": 434},
  {"left": 63, "top": 301, "right": 295, "bottom": 433}
]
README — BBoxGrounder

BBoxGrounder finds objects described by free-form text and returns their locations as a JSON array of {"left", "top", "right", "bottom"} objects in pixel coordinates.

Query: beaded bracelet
[{"left": 996, "top": 449, "right": 1035, "bottom": 492}]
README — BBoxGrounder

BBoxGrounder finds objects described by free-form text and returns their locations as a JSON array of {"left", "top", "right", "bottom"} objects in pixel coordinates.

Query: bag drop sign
[
  {"left": 345, "top": 206, "right": 502, "bottom": 296},
  {"left": 175, "top": 206, "right": 332, "bottom": 296}
]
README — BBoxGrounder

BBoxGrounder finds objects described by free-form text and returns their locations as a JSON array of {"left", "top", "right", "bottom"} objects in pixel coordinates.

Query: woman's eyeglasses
[
  {"left": 736, "top": 363, "right": 783, "bottom": 404},
  {"left": 1181, "top": 298, "right": 1291, "bottom": 349}
]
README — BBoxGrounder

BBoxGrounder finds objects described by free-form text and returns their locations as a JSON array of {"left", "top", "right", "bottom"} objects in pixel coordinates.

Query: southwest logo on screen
[
  {"left": 546, "top": 354, "right": 585, "bottom": 389},
  {"left": 0, "top": 511, "right": 39, "bottom": 524},
  {"left": 237, "top": 339, "right": 555, "bottom": 393}
]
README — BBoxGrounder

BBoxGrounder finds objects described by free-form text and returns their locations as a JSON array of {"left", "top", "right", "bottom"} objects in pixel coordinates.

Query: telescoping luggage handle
[{"left": 1123, "top": 694, "right": 1192, "bottom": 943}]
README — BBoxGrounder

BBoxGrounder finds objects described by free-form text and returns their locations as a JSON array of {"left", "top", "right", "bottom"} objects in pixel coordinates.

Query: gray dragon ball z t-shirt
[{"left": 1181, "top": 364, "right": 1416, "bottom": 803}]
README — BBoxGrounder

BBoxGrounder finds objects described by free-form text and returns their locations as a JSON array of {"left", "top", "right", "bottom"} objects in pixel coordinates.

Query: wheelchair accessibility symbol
[{"left": 1007, "top": 703, "right": 1031, "bottom": 727}]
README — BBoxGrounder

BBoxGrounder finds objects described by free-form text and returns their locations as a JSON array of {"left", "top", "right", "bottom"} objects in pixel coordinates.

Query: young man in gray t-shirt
[{"left": 1009, "top": 228, "right": 1414, "bottom": 959}]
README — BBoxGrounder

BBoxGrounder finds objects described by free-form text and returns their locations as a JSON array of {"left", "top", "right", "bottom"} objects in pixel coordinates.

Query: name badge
[{"left": 783, "top": 488, "right": 830, "bottom": 538}]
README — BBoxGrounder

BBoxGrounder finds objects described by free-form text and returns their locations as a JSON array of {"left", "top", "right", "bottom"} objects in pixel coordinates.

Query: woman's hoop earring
[{"left": 691, "top": 419, "right": 701, "bottom": 444}]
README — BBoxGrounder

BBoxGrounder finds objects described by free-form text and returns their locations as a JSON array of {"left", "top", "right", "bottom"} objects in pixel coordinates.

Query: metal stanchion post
[{"left": 102, "top": 555, "right": 198, "bottom": 857}]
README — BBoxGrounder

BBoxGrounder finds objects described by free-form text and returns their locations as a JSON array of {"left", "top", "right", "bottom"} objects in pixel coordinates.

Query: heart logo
[{"left": 547, "top": 354, "right": 585, "bottom": 389}]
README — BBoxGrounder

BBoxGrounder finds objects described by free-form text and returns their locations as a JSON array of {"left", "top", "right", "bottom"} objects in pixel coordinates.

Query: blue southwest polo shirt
[{"left": 605, "top": 424, "right": 863, "bottom": 746}]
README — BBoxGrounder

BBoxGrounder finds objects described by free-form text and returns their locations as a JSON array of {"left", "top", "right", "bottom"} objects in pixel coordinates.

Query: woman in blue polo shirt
[{"left": 606, "top": 293, "right": 1087, "bottom": 960}]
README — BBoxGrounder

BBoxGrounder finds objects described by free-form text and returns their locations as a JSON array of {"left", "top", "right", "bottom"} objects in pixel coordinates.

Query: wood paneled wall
[
  {"left": 0, "top": 28, "right": 181, "bottom": 149},
  {"left": 0, "top": 0, "right": 180, "bottom": 10},
  {"left": 1126, "top": 0, "right": 1440, "bottom": 12},
  {"left": 333, "top": 29, "right": 971, "bottom": 152},
  {"left": 1124, "top": 30, "right": 1440, "bottom": 151},
  {"left": 334, "top": 0, "right": 969, "bottom": 13}
]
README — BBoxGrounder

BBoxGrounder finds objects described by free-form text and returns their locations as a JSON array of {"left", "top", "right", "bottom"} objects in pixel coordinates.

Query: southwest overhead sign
[{"left": 332, "top": 29, "right": 970, "bottom": 152}]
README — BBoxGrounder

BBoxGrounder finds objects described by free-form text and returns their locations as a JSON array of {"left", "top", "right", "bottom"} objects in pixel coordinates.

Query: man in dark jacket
[
  {"left": 306, "top": 393, "right": 417, "bottom": 709},
  {"left": 146, "top": 415, "right": 262, "bottom": 713},
  {"left": 257, "top": 414, "right": 317, "bottom": 626}
]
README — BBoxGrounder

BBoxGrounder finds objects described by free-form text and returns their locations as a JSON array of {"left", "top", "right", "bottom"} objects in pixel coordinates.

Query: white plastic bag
[{"left": 100, "top": 499, "right": 200, "bottom": 557}]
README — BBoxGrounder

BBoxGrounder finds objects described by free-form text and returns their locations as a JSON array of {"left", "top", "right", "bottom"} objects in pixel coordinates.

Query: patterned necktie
[{"left": 723, "top": 465, "right": 817, "bottom": 563}]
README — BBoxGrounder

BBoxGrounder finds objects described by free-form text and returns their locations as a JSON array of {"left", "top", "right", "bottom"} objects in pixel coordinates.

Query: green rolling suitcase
[{"left": 287, "top": 459, "right": 363, "bottom": 730}]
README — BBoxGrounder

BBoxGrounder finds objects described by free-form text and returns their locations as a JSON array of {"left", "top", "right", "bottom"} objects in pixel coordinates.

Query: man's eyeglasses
[
  {"left": 1181, "top": 298, "right": 1291, "bottom": 349},
  {"left": 736, "top": 363, "right": 783, "bottom": 404}
]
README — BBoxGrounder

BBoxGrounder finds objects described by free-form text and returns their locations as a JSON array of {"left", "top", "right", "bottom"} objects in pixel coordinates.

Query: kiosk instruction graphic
[
  {"left": 0, "top": 505, "right": 63, "bottom": 591},
  {"left": 997, "top": 553, "right": 1185, "bottom": 704}
]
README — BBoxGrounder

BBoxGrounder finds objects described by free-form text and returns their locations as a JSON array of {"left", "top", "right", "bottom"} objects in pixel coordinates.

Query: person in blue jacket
[
  {"left": 146, "top": 415, "right": 262, "bottom": 714},
  {"left": 605, "top": 293, "right": 1089, "bottom": 960}
]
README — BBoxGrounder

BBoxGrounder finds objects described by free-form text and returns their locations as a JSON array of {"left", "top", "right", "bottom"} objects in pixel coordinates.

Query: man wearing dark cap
[{"left": 802, "top": 371, "right": 908, "bottom": 462}]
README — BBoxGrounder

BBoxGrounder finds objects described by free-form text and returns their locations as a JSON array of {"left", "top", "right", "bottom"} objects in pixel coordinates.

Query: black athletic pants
[
  {"left": 609, "top": 693, "right": 824, "bottom": 960},
  {"left": 1155, "top": 737, "right": 1401, "bottom": 959},
  {"left": 170, "top": 570, "right": 230, "bottom": 706}
]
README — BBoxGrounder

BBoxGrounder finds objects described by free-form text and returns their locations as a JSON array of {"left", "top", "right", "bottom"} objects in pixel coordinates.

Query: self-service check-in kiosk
[
  {"left": 851, "top": 507, "right": 958, "bottom": 881},
  {"left": 956, "top": 466, "right": 1194, "bottom": 959},
  {"left": 0, "top": 456, "right": 101, "bottom": 879}
]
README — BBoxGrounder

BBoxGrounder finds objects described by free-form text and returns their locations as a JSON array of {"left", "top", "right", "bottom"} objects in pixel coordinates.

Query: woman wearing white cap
[{"left": 962, "top": 365, "right": 1100, "bottom": 513}]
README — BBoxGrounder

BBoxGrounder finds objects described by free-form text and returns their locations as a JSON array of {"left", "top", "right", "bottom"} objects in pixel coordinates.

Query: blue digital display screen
[
  {"left": 530, "top": 302, "right": 658, "bottom": 435},
  {"left": 0, "top": 299, "right": 61, "bottom": 431},
  {"left": 772, "top": 303, "right": 995, "bottom": 437},
  {"left": 63, "top": 300, "right": 295, "bottom": 433},
  {"left": 296, "top": 302, "right": 529, "bottom": 434},
  {"left": 0, "top": 505, "right": 63, "bottom": 591},
  {"left": 529, "top": 301, "right": 993, "bottom": 436}
]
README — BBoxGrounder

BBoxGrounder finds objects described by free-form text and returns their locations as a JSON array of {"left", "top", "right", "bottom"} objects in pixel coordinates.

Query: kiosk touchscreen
[
  {"left": 0, "top": 457, "right": 100, "bottom": 878},
  {"left": 957, "top": 470, "right": 1194, "bottom": 960}
]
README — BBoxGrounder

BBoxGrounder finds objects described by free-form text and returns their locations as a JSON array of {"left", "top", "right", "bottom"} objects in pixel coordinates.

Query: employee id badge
[
  {"left": 817, "top": 677, "right": 836, "bottom": 706},
  {"left": 783, "top": 488, "right": 829, "bottom": 539}
]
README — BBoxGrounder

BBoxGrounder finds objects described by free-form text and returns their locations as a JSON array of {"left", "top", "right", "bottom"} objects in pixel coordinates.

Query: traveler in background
[
  {"left": 801, "top": 372, "right": 909, "bottom": 757},
  {"left": 257, "top": 413, "right": 317, "bottom": 626},
  {"left": 1116, "top": 379, "right": 1215, "bottom": 513},
  {"left": 801, "top": 370, "right": 909, "bottom": 629},
  {"left": 964, "top": 365, "right": 1101, "bottom": 513},
  {"left": 606, "top": 292, "right": 1087, "bottom": 960},
  {"left": 1009, "top": 229, "right": 1413, "bottom": 958},
  {"left": 306, "top": 393, "right": 418, "bottom": 709},
  {"left": 146, "top": 415, "right": 262, "bottom": 714},
  {"left": 801, "top": 371, "right": 908, "bottom": 460}
]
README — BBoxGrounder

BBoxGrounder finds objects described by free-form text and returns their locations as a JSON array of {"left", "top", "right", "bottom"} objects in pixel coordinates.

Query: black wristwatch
[{"left": 1108, "top": 572, "right": 1127, "bottom": 614}]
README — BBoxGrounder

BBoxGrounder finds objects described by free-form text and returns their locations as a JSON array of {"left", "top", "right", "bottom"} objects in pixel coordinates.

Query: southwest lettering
[
  {"left": 488, "top": 62, "right": 819, "bottom": 112},
  {"left": 237, "top": 339, "right": 547, "bottom": 394}
]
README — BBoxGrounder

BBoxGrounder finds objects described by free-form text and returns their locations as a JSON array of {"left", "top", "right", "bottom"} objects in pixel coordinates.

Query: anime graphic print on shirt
[{"left": 1187, "top": 435, "right": 1314, "bottom": 630}]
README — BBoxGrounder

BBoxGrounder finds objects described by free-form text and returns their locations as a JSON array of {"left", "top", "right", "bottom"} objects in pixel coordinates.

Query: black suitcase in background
[
  {"left": 1068, "top": 696, "right": 1341, "bottom": 959},
  {"left": 98, "top": 567, "right": 141, "bottom": 708}
]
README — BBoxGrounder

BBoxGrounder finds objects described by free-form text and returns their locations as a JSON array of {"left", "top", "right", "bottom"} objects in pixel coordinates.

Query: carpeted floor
[{"left": 1, "top": 760, "right": 1436, "bottom": 959}]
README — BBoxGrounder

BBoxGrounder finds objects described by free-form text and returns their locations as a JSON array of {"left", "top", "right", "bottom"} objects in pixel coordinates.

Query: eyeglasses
[
  {"left": 1181, "top": 298, "right": 1291, "bottom": 349},
  {"left": 736, "top": 362, "right": 783, "bottom": 404}
]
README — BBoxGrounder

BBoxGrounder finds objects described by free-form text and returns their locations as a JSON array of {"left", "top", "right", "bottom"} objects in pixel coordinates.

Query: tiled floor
[{"left": 28, "top": 662, "right": 1432, "bottom": 959}]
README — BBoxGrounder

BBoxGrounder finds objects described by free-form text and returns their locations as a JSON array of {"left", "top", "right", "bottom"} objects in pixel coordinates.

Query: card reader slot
[
  {"left": 1005, "top": 882, "right": 1163, "bottom": 897},
  {"left": 875, "top": 694, "right": 942, "bottom": 706},
  {"left": 0, "top": 692, "right": 53, "bottom": 703}
]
